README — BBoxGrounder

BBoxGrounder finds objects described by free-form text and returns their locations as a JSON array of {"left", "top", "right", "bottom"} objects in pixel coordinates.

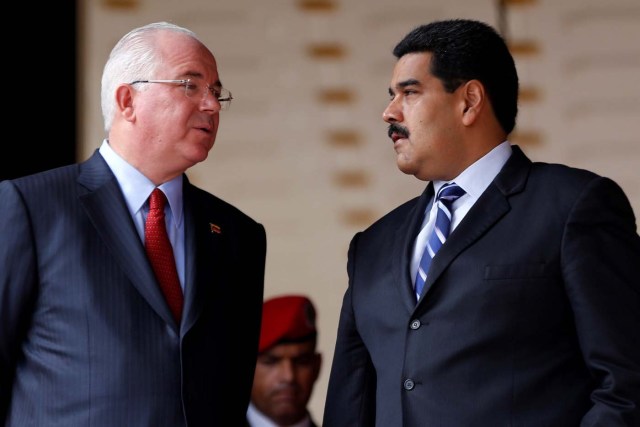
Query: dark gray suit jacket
[
  {"left": 0, "top": 151, "right": 267, "bottom": 426},
  {"left": 323, "top": 146, "right": 640, "bottom": 426}
]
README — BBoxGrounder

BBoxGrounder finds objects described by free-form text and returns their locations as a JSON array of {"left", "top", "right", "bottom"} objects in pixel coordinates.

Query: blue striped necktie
[{"left": 415, "top": 183, "right": 466, "bottom": 299}]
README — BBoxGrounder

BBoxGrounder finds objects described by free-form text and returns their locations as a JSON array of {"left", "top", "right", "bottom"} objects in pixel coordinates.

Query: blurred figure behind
[{"left": 247, "top": 295, "right": 322, "bottom": 427}]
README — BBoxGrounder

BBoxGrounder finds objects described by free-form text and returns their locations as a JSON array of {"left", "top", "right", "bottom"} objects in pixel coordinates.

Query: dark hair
[{"left": 393, "top": 19, "right": 519, "bottom": 134}]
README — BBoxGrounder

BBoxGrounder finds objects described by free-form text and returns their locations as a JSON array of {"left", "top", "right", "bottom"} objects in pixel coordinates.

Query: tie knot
[
  {"left": 436, "top": 183, "right": 465, "bottom": 207},
  {"left": 149, "top": 188, "right": 167, "bottom": 212}
]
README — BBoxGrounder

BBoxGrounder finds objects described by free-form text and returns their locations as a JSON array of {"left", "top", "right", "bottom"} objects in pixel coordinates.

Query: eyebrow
[
  {"left": 183, "top": 72, "right": 223, "bottom": 88},
  {"left": 397, "top": 78, "right": 421, "bottom": 88},
  {"left": 389, "top": 78, "right": 421, "bottom": 94}
]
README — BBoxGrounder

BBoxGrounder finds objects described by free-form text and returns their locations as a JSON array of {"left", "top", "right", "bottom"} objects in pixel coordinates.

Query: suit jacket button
[
  {"left": 410, "top": 319, "right": 421, "bottom": 330},
  {"left": 403, "top": 379, "right": 415, "bottom": 390}
]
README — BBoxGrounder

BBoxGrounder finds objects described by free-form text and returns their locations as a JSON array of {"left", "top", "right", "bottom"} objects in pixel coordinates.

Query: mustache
[{"left": 388, "top": 123, "right": 409, "bottom": 139}]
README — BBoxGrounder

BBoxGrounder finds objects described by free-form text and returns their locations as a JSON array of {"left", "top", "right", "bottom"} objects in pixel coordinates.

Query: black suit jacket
[
  {"left": 0, "top": 151, "right": 267, "bottom": 426},
  {"left": 323, "top": 146, "right": 640, "bottom": 426}
]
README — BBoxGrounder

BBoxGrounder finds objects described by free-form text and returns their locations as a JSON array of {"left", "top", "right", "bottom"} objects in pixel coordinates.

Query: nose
[
  {"left": 382, "top": 98, "right": 401, "bottom": 123},
  {"left": 278, "top": 359, "right": 296, "bottom": 382},
  {"left": 201, "top": 89, "right": 222, "bottom": 113}
]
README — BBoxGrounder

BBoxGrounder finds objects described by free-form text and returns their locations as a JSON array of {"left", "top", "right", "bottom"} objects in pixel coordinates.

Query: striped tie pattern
[
  {"left": 415, "top": 183, "right": 466, "bottom": 298},
  {"left": 145, "top": 188, "right": 184, "bottom": 324}
]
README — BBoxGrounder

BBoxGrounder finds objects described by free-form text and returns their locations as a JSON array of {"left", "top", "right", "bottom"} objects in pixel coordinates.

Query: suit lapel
[
  {"left": 181, "top": 184, "right": 205, "bottom": 333},
  {"left": 180, "top": 181, "right": 226, "bottom": 333},
  {"left": 419, "top": 185, "right": 510, "bottom": 299},
  {"left": 77, "top": 151, "right": 178, "bottom": 331},
  {"left": 419, "top": 146, "right": 531, "bottom": 301}
]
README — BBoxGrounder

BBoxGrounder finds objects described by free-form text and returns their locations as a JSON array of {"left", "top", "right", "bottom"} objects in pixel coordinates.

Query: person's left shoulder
[
  {"left": 186, "top": 183, "right": 262, "bottom": 224},
  {"left": 527, "top": 159, "right": 610, "bottom": 197},
  {"left": 184, "top": 183, "right": 266, "bottom": 252}
]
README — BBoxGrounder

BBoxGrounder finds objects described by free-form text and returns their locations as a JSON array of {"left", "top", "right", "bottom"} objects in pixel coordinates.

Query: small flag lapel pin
[{"left": 209, "top": 223, "right": 222, "bottom": 234}]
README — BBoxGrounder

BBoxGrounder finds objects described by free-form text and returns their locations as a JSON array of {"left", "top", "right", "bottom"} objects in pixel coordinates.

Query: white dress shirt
[
  {"left": 410, "top": 141, "right": 513, "bottom": 294},
  {"left": 246, "top": 402, "right": 313, "bottom": 427}
]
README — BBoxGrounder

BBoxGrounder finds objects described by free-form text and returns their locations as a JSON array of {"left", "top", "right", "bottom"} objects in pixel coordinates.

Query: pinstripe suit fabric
[{"left": 0, "top": 150, "right": 267, "bottom": 426}]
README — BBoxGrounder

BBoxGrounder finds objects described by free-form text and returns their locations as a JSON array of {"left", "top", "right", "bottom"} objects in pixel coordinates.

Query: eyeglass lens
[{"left": 184, "top": 80, "right": 232, "bottom": 110}]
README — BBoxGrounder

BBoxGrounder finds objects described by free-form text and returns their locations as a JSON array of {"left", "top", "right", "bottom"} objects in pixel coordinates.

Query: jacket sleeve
[
  {"left": 323, "top": 232, "right": 377, "bottom": 427},
  {"left": 0, "top": 181, "right": 39, "bottom": 422},
  {"left": 563, "top": 176, "right": 640, "bottom": 426}
]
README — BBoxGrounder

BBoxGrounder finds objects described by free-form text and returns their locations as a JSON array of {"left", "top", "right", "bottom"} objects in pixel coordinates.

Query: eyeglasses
[{"left": 129, "top": 79, "right": 233, "bottom": 110}]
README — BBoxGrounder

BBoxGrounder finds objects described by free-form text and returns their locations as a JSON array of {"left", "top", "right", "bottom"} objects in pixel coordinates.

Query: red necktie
[{"left": 145, "top": 188, "right": 183, "bottom": 324}]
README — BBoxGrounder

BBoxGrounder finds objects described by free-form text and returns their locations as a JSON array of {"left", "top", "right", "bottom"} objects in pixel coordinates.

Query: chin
[
  {"left": 396, "top": 159, "right": 415, "bottom": 176},
  {"left": 185, "top": 149, "right": 210, "bottom": 167}
]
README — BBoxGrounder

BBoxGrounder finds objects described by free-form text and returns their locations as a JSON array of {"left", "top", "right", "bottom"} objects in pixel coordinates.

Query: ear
[
  {"left": 461, "top": 79, "right": 485, "bottom": 126},
  {"left": 115, "top": 84, "right": 136, "bottom": 122}
]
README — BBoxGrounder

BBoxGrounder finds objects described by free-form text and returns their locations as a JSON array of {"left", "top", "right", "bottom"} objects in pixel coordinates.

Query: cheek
[
  {"left": 156, "top": 99, "right": 192, "bottom": 121},
  {"left": 297, "top": 367, "right": 318, "bottom": 382},
  {"left": 407, "top": 123, "right": 432, "bottom": 149},
  {"left": 406, "top": 107, "right": 431, "bottom": 137},
  {"left": 258, "top": 364, "right": 283, "bottom": 381},
  {"left": 253, "top": 363, "right": 270, "bottom": 378},
  {"left": 211, "top": 116, "right": 220, "bottom": 136},
  {"left": 414, "top": 110, "right": 451, "bottom": 142}
]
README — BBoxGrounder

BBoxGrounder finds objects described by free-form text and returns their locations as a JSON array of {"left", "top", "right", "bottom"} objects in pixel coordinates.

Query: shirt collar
[
  {"left": 432, "top": 140, "right": 512, "bottom": 199},
  {"left": 99, "top": 139, "right": 183, "bottom": 227},
  {"left": 246, "top": 403, "right": 312, "bottom": 427}
]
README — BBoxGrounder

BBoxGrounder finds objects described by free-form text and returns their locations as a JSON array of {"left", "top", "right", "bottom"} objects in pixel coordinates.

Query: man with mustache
[{"left": 323, "top": 19, "right": 640, "bottom": 426}]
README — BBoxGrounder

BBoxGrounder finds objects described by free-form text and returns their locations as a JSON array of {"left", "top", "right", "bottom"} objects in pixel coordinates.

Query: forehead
[
  {"left": 390, "top": 52, "right": 433, "bottom": 87},
  {"left": 155, "top": 31, "right": 219, "bottom": 82},
  {"left": 261, "top": 340, "right": 316, "bottom": 357}
]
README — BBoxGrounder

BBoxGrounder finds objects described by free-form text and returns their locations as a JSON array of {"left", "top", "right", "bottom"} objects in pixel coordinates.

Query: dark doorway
[{"left": 1, "top": 2, "right": 77, "bottom": 181}]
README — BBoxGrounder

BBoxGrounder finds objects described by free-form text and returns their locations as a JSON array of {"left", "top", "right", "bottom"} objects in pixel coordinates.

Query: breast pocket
[{"left": 484, "top": 263, "right": 547, "bottom": 280}]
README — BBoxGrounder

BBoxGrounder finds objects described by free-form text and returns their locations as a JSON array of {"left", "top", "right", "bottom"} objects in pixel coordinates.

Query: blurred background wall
[{"left": 12, "top": 0, "right": 640, "bottom": 423}]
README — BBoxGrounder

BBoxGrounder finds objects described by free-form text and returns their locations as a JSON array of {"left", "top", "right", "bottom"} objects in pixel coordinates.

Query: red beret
[{"left": 259, "top": 295, "right": 317, "bottom": 353}]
